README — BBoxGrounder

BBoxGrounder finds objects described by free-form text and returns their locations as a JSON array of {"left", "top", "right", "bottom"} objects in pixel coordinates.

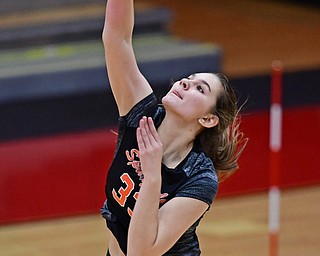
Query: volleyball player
[{"left": 101, "top": 1, "right": 247, "bottom": 255}]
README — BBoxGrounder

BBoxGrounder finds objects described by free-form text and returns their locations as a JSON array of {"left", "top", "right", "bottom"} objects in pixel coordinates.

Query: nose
[{"left": 180, "top": 78, "right": 190, "bottom": 90}]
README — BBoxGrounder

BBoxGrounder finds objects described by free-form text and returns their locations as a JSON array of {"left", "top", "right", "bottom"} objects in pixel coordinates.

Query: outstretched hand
[{"left": 136, "top": 116, "right": 163, "bottom": 179}]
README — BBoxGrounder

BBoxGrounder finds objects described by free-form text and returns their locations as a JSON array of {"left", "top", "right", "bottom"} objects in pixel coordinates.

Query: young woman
[{"left": 101, "top": 1, "right": 247, "bottom": 255}]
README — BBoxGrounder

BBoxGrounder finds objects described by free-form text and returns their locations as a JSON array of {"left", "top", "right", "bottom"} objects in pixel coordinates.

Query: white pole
[{"left": 269, "top": 60, "right": 283, "bottom": 256}]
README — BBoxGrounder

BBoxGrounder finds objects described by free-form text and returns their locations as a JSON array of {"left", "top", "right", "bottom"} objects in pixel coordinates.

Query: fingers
[
  {"left": 136, "top": 117, "right": 150, "bottom": 151},
  {"left": 147, "top": 117, "right": 161, "bottom": 143},
  {"left": 136, "top": 127, "right": 145, "bottom": 150},
  {"left": 136, "top": 116, "right": 161, "bottom": 149},
  {"left": 136, "top": 116, "right": 163, "bottom": 175},
  {"left": 139, "top": 117, "right": 151, "bottom": 148}
]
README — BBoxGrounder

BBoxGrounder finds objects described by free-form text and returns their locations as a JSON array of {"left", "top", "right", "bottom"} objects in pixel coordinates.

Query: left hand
[{"left": 136, "top": 116, "right": 163, "bottom": 179}]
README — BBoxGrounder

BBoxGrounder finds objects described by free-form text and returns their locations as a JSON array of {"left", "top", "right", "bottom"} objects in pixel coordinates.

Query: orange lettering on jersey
[
  {"left": 126, "top": 149, "right": 143, "bottom": 182},
  {"left": 127, "top": 207, "right": 133, "bottom": 217},
  {"left": 112, "top": 173, "right": 135, "bottom": 207},
  {"left": 117, "top": 148, "right": 170, "bottom": 217},
  {"left": 126, "top": 149, "right": 139, "bottom": 161}
]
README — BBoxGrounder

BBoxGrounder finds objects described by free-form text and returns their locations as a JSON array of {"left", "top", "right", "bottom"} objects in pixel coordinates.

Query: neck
[{"left": 158, "top": 112, "right": 200, "bottom": 168}]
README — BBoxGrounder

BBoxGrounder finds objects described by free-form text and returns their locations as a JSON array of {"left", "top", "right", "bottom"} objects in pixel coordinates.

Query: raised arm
[{"left": 103, "top": 0, "right": 153, "bottom": 116}]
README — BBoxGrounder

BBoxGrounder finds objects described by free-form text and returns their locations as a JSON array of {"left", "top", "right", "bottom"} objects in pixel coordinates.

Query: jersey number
[{"left": 112, "top": 173, "right": 135, "bottom": 207}]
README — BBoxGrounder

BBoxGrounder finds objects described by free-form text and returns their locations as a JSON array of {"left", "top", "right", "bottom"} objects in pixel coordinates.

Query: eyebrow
[{"left": 189, "top": 74, "right": 211, "bottom": 92}]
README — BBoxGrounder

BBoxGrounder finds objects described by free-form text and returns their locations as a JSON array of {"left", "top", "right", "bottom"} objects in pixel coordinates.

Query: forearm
[
  {"left": 102, "top": 0, "right": 152, "bottom": 116},
  {"left": 127, "top": 174, "right": 162, "bottom": 256},
  {"left": 103, "top": 0, "right": 134, "bottom": 43}
]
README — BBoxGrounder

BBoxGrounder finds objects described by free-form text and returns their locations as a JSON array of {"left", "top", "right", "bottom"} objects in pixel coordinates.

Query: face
[{"left": 162, "top": 73, "right": 223, "bottom": 123}]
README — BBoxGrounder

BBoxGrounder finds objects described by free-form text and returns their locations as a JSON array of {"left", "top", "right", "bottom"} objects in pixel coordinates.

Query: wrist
[{"left": 142, "top": 173, "right": 161, "bottom": 187}]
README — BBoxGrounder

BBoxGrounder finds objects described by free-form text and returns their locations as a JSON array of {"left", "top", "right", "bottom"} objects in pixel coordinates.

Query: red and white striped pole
[{"left": 269, "top": 60, "right": 283, "bottom": 256}]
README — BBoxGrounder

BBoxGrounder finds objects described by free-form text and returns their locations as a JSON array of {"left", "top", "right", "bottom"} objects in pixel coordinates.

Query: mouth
[{"left": 172, "top": 90, "right": 182, "bottom": 99}]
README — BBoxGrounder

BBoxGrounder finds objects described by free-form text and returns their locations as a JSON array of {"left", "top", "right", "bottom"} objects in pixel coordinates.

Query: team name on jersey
[{"left": 112, "top": 148, "right": 169, "bottom": 217}]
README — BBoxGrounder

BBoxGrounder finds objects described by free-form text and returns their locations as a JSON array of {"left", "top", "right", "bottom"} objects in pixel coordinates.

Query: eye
[{"left": 196, "top": 85, "right": 204, "bottom": 94}]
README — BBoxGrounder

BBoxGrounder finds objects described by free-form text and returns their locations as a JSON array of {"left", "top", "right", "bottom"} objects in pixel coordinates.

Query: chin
[
  {"left": 161, "top": 93, "right": 176, "bottom": 108},
  {"left": 161, "top": 93, "right": 170, "bottom": 105},
  {"left": 162, "top": 96, "right": 186, "bottom": 118}
]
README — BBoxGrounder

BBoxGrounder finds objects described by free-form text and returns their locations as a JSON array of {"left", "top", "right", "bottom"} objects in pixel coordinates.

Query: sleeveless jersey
[{"left": 101, "top": 93, "right": 219, "bottom": 255}]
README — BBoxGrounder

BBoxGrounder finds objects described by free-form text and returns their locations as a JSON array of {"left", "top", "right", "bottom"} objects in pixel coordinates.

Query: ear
[{"left": 198, "top": 114, "right": 219, "bottom": 128}]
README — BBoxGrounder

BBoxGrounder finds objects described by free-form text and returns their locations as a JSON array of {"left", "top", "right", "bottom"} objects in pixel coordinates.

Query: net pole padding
[{"left": 269, "top": 60, "right": 283, "bottom": 256}]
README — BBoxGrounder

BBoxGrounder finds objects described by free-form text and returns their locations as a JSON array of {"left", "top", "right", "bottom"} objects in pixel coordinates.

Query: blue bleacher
[{"left": 0, "top": 5, "right": 222, "bottom": 141}]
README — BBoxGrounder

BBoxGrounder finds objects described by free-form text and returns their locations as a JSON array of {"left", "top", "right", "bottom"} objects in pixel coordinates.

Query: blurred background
[{"left": 0, "top": 0, "right": 319, "bottom": 255}]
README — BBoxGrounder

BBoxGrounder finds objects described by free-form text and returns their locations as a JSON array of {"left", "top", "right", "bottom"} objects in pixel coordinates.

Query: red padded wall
[
  {"left": 0, "top": 131, "right": 116, "bottom": 224},
  {"left": 0, "top": 106, "right": 319, "bottom": 223},
  {"left": 218, "top": 106, "right": 320, "bottom": 196}
]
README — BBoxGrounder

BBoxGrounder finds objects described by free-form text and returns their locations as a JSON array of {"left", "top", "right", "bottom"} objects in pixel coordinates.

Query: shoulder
[
  {"left": 183, "top": 151, "right": 217, "bottom": 179},
  {"left": 185, "top": 151, "right": 218, "bottom": 192},
  {"left": 175, "top": 151, "right": 219, "bottom": 206}
]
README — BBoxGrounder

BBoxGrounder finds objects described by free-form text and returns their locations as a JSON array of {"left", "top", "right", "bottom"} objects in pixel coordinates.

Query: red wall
[
  {"left": 0, "top": 106, "right": 319, "bottom": 224},
  {"left": 218, "top": 106, "right": 320, "bottom": 196}
]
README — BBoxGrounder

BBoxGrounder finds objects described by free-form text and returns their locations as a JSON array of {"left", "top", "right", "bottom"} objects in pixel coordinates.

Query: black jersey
[{"left": 101, "top": 93, "right": 218, "bottom": 255}]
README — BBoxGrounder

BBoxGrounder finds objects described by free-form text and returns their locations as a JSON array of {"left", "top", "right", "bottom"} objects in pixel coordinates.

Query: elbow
[
  {"left": 101, "top": 18, "right": 115, "bottom": 46},
  {"left": 101, "top": 27, "right": 115, "bottom": 52},
  {"left": 101, "top": 30, "right": 106, "bottom": 45},
  {"left": 102, "top": 25, "right": 110, "bottom": 45},
  {"left": 102, "top": 26, "right": 130, "bottom": 49}
]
